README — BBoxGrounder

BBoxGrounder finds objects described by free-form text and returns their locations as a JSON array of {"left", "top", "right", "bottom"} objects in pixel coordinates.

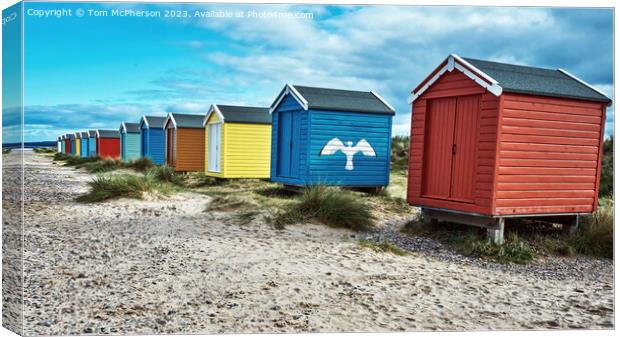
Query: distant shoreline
[{"left": 2, "top": 141, "right": 56, "bottom": 149}]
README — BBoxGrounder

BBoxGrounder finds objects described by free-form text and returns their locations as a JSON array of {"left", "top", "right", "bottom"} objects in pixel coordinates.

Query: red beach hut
[
  {"left": 96, "top": 129, "right": 121, "bottom": 159},
  {"left": 407, "top": 54, "right": 611, "bottom": 243}
]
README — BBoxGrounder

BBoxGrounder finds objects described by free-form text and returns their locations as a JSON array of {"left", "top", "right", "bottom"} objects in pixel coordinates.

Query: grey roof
[
  {"left": 142, "top": 116, "right": 166, "bottom": 129},
  {"left": 67, "top": 134, "right": 75, "bottom": 140},
  {"left": 81, "top": 132, "right": 89, "bottom": 138},
  {"left": 292, "top": 85, "right": 395, "bottom": 115},
  {"left": 463, "top": 58, "right": 611, "bottom": 103},
  {"left": 75, "top": 132, "right": 82, "bottom": 139},
  {"left": 168, "top": 113, "right": 205, "bottom": 129},
  {"left": 97, "top": 129, "right": 120, "bottom": 138},
  {"left": 215, "top": 105, "right": 271, "bottom": 124},
  {"left": 121, "top": 122, "right": 140, "bottom": 133},
  {"left": 57, "top": 136, "right": 62, "bottom": 141},
  {"left": 88, "top": 130, "right": 97, "bottom": 137}
]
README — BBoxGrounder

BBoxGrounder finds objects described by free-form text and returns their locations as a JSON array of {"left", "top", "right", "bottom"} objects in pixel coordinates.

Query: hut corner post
[
  {"left": 561, "top": 215, "right": 580, "bottom": 236},
  {"left": 487, "top": 218, "right": 505, "bottom": 245}
]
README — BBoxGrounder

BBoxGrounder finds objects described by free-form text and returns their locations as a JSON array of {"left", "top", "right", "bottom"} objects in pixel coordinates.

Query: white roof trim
[
  {"left": 120, "top": 122, "right": 127, "bottom": 133},
  {"left": 269, "top": 84, "right": 309, "bottom": 114},
  {"left": 408, "top": 54, "right": 502, "bottom": 104},
  {"left": 370, "top": 91, "right": 396, "bottom": 113},
  {"left": 164, "top": 113, "right": 177, "bottom": 129},
  {"left": 203, "top": 104, "right": 225, "bottom": 126},
  {"left": 96, "top": 130, "right": 101, "bottom": 138},
  {"left": 141, "top": 116, "right": 150, "bottom": 128},
  {"left": 74, "top": 132, "right": 81, "bottom": 139},
  {"left": 558, "top": 68, "right": 612, "bottom": 106}
]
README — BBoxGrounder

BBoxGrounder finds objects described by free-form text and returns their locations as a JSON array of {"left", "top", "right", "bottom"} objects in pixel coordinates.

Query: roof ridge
[
  {"left": 292, "top": 84, "right": 373, "bottom": 94},
  {"left": 462, "top": 57, "right": 558, "bottom": 72},
  {"left": 217, "top": 104, "right": 269, "bottom": 109}
]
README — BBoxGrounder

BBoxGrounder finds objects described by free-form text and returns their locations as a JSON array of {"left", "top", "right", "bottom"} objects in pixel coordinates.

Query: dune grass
[
  {"left": 403, "top": 220, "right": 536, "bottom": 264},
  {"left": 33, "top": 147, "right": 56, "bottom": 154},
  {"left": 145, "top": 165, "right": 185, "bottom": 185},
  {"left": 568, "top": 198, "right": 613, "bottom": 258},
  {"left": 127, "top": 157, "right": 155, "bottom": 172},
  {"left": 271, "top": 185, "right": 375, "bottom": 231},
  {"left": 391, "top": 136, "right": 409, "bottom": 172},
  {"left": 76, "top": 174, "right": 154, "bottom": 202},
  {"left": 358, "top": 239, "right": 410, "bottom": 256},
  {"left": 2, "top": 148, "right": 11, "bottom": 154},
  {"left": 403, "top": 197, "right": 614, "bottom": 263},
  {"left": 74, "top": 158, "right": 123, "bottom": 173}
]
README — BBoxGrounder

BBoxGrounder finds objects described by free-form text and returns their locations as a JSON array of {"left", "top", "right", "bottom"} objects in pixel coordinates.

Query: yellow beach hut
[
  {"left": 74, "top": 132, "right": 82, "bottom": 157},
  {"left": 203, "top": 104, "right": 272, "bottom": 178}
]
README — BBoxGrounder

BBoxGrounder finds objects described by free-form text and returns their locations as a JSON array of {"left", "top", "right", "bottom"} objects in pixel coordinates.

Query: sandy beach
[{"left": 6, "top": 150, "right": 614, "bottom": 334}]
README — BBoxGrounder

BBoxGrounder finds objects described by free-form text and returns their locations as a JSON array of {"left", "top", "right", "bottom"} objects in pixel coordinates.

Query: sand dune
[{"left": 5, "top": 150, "right": 613, "bottom": 334}]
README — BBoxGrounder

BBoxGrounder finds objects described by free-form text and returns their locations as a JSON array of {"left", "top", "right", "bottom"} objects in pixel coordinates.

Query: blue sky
[{"left": 11, "top": 2, "right": 616, "bottom": 141}]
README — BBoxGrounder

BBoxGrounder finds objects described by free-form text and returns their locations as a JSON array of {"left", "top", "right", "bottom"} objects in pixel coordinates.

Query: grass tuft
[
  {"left": 33, "top": 147, "right": 56, "bottom": 154},
  {"left": 358, "top": 239, "right": 410, "bottom": 256},
  {"left": 76, "top": 174, "right": 153, "bottom": 203},
  {"left": 391, "top": 136, "right": 410, "bottom": 172},
  {"left": 183, "top": 172, "right": 223, "bottom": 188},
  {"left": 272, "top": 185, "right": 375, "bottom": 231},
  {"left": 53, "top": 152, "right": 71, "bottom": 161},
  {"left": 568, "top": 198, "right": 613, "bottom": 258},
  {"left": 64, "top": 155, "right": 100, "bottom": 167},
  {"left": 75, "top": 159, "right": 123, "bottom": 173},
  {"left": 125, "top": 157, "right": 155, "bottom": 172},
  {"left": 2, "top": 148, "right": 11, "bottom": 154},
  {"left": 146, "top": 165, "right": 184, "bottom": 185},
  {"left": 463, "top": 233, "right": 535, "bottom": 264},
  {"left": 403, "top": 220, "right": 535, "bottom": 264},
  {"left": 206, "top": 195, "right": 257, "bottom": 212}
]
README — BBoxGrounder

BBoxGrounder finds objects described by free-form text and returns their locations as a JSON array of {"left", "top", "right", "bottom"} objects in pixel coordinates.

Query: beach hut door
[
  {"left": 422, "top": 95, "right": 478, "bottom": 203},
  {"left": 277, "top": 111, "right": 301, "bottom": 178},
  {"left": 208, "top": 123, "right": 222, "bottom": 172}
]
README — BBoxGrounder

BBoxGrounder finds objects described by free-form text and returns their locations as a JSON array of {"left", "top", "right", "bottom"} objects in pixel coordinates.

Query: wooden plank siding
[
  {"left": 97, "top": 138, "right": 120, "bottom": 159},
  {"left": 407, "top": 70, "right": 499, "bottom": 215},
  {"left": 222, "top": 123, "right": 271, "bottom": 178},
  {"left": 307, "top": 110, "right": 391, "bottom": 186},
  {"left": 205, "top": 115, "right": 272, "bottom": 179},
  {"left": 175, "top": 128, "right": 205, "bottom": 172},
  {"left": 493, "top": 93, "right": 606, "bottom": 215},
  {"left": 121, "top": 133, "right": 141, "bottom": 162}
]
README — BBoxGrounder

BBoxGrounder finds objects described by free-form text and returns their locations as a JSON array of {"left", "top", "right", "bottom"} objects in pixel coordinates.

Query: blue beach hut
[
  {"left": 269, "top": 84, "right": 395, "bottom": 187},
  {"left": 60, "top": 135, "right": 66, "bottom": 154},
  {"left": 68, "top": 133, "right": 76, "bottom": 156},
  {"left": 139, "top": 116, "right": 166, "bottom": 165},
  {"left": 88, "top": 130, "right": 97, "bottom": 157},
  {"left": 120, "top": 122, "right": 141, "bottom": 162},
  {"left": 80, "top": 132, "right": 89, "bottom": 157}
]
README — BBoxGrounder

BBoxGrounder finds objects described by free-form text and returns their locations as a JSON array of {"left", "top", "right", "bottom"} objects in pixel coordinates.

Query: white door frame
[{"left": 208, "top": 122, "right": 222, "bottom": 173}]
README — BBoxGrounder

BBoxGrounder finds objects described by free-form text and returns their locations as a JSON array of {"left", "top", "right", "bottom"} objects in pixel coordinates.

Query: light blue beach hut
[
  {"left": 120, "top": 122, "right": 141, "bottom": 161},
  {"left": 88, "top": 130, "right": 97, "bottom": 157},
  {"left": 80, "top": 132, "right": 89, "bottom": 157}
]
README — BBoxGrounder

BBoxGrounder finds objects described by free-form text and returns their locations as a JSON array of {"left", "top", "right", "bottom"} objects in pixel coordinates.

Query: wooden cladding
[{"left": 408, "top": 69, "right": 607, "bottom": 217}]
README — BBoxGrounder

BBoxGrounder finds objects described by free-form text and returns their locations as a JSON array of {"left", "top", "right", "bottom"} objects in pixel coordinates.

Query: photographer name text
[{"left": 25, "top": 8, "right": 314, "bottom": 20}]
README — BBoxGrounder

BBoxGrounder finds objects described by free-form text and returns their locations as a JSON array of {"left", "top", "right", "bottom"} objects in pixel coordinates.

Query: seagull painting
[{"left": 320, "top": 138, "right": 377, "bottom": 170}]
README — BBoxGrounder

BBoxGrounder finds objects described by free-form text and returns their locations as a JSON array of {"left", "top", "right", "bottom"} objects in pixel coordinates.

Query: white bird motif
[{"left": 320, "top": 138, "right": 376, "bottom": 170}]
